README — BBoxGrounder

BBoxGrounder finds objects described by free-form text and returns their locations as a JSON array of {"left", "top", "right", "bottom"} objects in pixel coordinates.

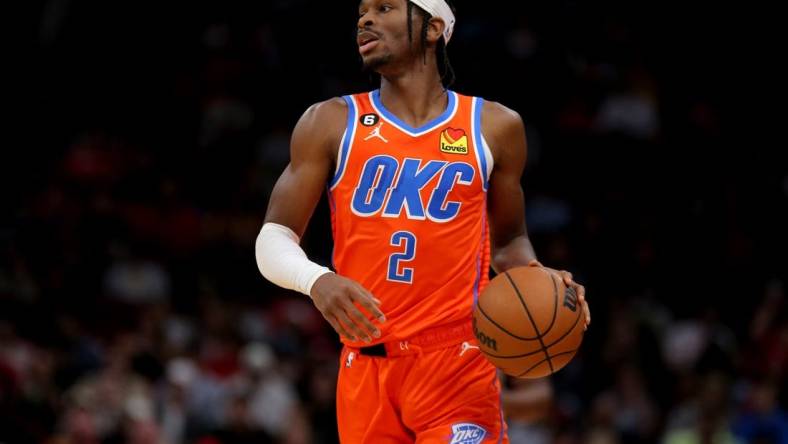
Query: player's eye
[{"left": 379, "top": 4, "right": 393, "bottom": 12}]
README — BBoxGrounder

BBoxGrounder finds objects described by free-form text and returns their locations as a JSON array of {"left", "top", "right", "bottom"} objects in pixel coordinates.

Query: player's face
[{"left": 357, "top": 0, "right": 416, "bottom": 71}]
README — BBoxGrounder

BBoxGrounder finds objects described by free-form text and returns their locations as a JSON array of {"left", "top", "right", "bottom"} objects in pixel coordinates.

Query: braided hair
[{"left": 407, "top": 0, "right": 456, "bottom": 88}]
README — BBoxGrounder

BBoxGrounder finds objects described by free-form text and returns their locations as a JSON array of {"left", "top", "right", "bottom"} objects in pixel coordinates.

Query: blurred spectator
[
  {"left": 662, "top": 307, "right": 737, "bottom": 377},
  {"left": 58, "top": 333, "right": 155, "bottom": 442},
  {"left": 502, "top": 377, "right": 554, "bottom": 444},
  {"left": 158, "top": 358, "right": 195, "bottom": 444},
  {"left": 103, "top": 254, "right": 171, "bottom": 304},
  {"left": 593, "top": 66, "right": 660, "bottom": 140},
  {"left": 302, "top": 360, "right": 340, "bottom": 444},
  {"left": 226, "top": 342, "right": 303, "bottom": 441},
  {"left": 732, "top": 378, "right": 788, "bottom": 444},
  {"left": 664, "top": 372, "right": 741, "bottom": 444},
  {"left": 744, "top": 280, "right": 787, "bottom": 380},
  {"left": 591, "top": 364, "right": 660, "bottom": 443}
]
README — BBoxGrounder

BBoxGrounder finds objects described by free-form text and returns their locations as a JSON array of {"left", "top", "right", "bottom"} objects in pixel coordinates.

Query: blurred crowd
[{"left": 5, "top": 0, "right": 786, "bottom": 443}]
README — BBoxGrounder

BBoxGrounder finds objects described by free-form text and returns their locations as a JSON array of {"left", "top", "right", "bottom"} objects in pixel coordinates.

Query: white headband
[{"left": 409, "top": 0, "right": 456, "bottom": 44}]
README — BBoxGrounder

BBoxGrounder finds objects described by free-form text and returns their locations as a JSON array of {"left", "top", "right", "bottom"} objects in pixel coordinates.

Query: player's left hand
[{"left": 528, "top": 260, "right": 590, "bottom": 330}]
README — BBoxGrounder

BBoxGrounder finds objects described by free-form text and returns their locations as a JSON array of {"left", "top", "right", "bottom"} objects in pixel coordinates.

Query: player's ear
[{"left": 426, "top": 16, "right": 445, "bottom": 45}]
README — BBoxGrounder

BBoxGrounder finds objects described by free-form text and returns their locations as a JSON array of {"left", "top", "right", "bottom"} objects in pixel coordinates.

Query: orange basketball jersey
[{"left": 328, "top": 89, "right": 494, "bottom": 347}]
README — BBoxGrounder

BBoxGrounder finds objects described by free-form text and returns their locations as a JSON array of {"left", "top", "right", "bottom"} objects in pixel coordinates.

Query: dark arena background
[{"left": 5, "top": 1, "right": 785, "bottom": 443}]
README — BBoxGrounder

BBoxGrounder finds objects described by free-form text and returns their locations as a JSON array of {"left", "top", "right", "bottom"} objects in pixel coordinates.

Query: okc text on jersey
[{"left": 351, "top": 155, "right": 475, "bottom": 222}]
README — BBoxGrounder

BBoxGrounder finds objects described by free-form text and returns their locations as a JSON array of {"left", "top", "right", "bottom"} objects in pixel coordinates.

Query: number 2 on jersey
[{"left": 387, "top": 231, "right": 416, "bottom": 283}]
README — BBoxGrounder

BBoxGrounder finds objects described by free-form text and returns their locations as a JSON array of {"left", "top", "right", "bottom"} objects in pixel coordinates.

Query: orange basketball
[{"left": 472, "top": 266, "right": 585, "bottom": 378}]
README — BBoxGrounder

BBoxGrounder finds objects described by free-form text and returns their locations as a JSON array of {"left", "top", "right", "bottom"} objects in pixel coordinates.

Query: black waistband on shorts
[{"left": 358, "top": 343, "right": 387, "bottom": 357}]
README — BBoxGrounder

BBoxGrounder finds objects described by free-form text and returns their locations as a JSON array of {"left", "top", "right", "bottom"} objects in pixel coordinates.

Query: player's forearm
[
  {"left": 255, "top": 222, "right": 333, "bottom": 296},
  {"left": 491, "top": 235, "right": 538, "bottom": 273}
]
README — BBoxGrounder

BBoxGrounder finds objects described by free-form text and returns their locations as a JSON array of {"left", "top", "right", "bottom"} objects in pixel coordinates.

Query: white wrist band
[{"left": 255, "top": 222, "right": 333, "bottom": 297}]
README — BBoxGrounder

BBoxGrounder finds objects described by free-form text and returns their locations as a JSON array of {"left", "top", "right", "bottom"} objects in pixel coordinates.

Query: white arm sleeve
[{"left": 255, "top": 222, "right": 333, "bottom": 297}]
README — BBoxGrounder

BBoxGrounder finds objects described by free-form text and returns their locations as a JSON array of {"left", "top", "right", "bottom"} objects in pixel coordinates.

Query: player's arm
[
  {"left": 483, "top": 102, "right": 590, "bottom": 328},
  {"left": 262, "top": 99, "right": 341, "bottom": 236},
  {"left": 257, "top": 98, "right": 384, "bottom": 343},
  {"left": 483, "top": 102, "right": 536, "bottom": 272}
]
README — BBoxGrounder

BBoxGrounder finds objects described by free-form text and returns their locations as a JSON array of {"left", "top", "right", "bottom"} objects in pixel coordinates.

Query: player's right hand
[{"left": 310, "top": 273, "right": 385, "bottom": 343}]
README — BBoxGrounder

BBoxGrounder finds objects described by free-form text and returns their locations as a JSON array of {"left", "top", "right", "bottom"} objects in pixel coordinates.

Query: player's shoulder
[
  {"left": 471, "top": 98, "right": 526, "bottom": 166},
  {"left": 480, "top": 100, "right": 524, "bottom": 132},
  {"left": 297, "top": 90, "right": 378, "bottom": 134},
  {"left": 450, "top": 90, "right": 523, "bottom": 132},
  {"left": 290, "top": 97, "right": 350, "bottom": 160},
  {"left": 294, "top": 97, "right": 347, "bottom": 139},
  {"left": 301, "top": 96, "right": 348, "bottom": 125}
]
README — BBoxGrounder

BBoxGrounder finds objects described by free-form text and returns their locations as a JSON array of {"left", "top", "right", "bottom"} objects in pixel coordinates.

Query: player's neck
[{"left": 378, "top": 65, "right": 447, "bottom": 130}]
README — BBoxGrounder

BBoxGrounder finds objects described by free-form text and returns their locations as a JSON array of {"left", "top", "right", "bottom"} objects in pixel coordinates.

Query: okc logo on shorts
[{"left": 449, "top": 423, "right": 486, "bottom": 444}]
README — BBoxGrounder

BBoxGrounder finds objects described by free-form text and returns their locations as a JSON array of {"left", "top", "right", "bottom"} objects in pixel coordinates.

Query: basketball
[{"left": 473, "top": 266, "right": 585, "bottom": 378}]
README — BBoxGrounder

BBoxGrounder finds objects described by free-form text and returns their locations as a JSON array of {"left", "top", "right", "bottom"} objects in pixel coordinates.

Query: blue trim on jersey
[
  {"left": 472, "top": 256, "right": 480, "bottom": 306},
  {"left": 473, "top": 97, "right": 490, "bottom": 190},
  {"left": 371, "top": 89, "right": 456, "bottom": 134},
  {"left": 497, "top": 388, "right": 505, "bottom": 444},
  {"left": 326, "top": 185, "right": 337, "bottom": 271},
  {"left": 330, "top": 95, "right": 356, "bottom": 188},
  {"left": 472, "top": 210, "right": 486, "bottom": 306}
]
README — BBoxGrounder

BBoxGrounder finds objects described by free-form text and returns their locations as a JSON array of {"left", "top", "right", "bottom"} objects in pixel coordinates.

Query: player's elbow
[
  {"left": 255, "top": 223, "right": 300, "bottom": 287},
  {"left": 255, "top": 222, "right": 332, "bottom": 296},
  {"left": 255, "top": 229, "right": 276, "bottom": 284}
]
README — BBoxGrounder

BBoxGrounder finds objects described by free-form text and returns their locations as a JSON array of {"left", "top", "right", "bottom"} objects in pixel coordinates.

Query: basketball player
[{"left": 256, "top": 0, "right": 590, "bottom": 442}]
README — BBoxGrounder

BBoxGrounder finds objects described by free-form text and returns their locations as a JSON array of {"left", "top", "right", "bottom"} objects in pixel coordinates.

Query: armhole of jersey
[
  {"left": 471, "top": 97, "right": 494, "bottom": 191},
  {"left": 480, "top": 135, "right": 494, "bottom": 183},
  {"left": 329, "top": 95, "right": 358, "bottom": 190}
]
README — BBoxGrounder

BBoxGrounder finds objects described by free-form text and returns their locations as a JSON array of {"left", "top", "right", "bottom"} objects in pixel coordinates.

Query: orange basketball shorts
[{"left": 336, "top": 320, "right": 509, "bottom": 443}]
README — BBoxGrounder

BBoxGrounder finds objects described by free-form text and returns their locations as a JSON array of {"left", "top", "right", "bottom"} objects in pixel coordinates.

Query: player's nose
[{"left": 357, "top": 12, "right": 374, "bottom": 30}]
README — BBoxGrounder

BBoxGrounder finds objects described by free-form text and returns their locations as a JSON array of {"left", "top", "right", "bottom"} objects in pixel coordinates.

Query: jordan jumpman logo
[{"left": 364, "top": 122, "right": 389, "bottom": 143}]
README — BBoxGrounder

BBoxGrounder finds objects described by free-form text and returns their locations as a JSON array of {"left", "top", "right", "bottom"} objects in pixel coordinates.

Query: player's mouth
[{"left": 357, "top": 31, "right": 380, "bottom": 55}]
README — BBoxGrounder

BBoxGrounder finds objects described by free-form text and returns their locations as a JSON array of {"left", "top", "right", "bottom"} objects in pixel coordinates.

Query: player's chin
[{"left": 361, "top": 53, "right": 391, "bottom": 72}]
